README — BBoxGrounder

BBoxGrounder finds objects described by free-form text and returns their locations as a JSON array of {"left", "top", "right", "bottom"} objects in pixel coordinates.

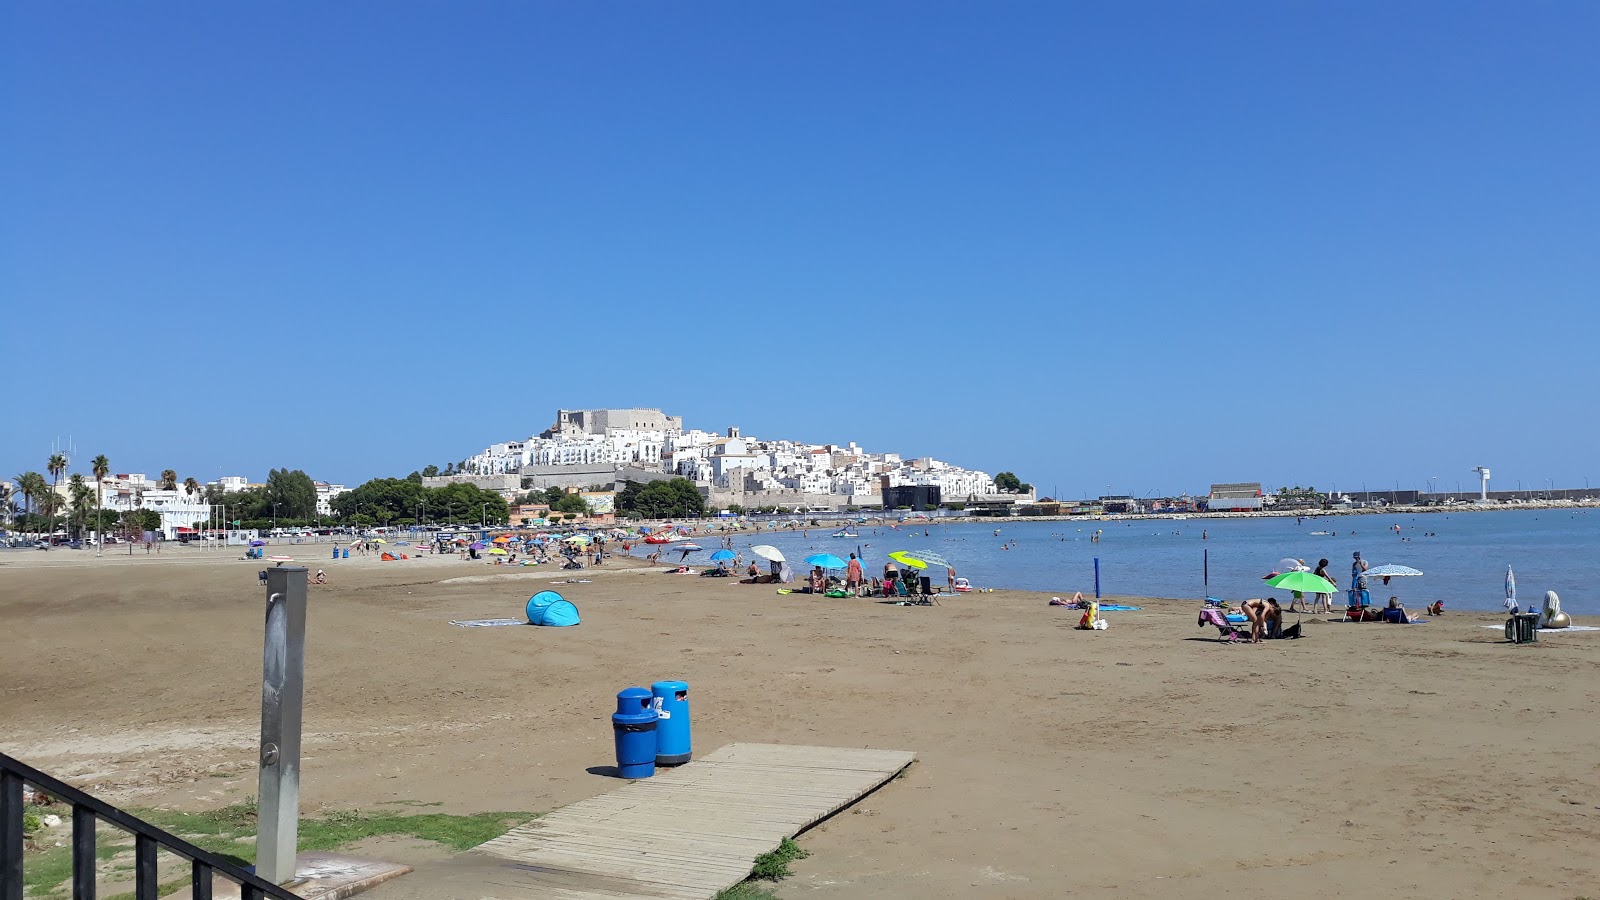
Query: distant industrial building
[
  {"left": 883, "top": 485, "right": 941, "bottom": 510},
  {"left": 1206, "top": 482, "right": 1264, "bottom": 512}
]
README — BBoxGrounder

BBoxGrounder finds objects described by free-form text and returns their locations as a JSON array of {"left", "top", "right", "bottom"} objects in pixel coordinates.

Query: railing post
[
  {"left": 134, "top": 833, "right": 157, "bottom": 900},
  {"left": 72, "top": 805, "right": 96, "bottom": 899},
  {"left": 256, "top": 566, "right": 308, "bottom": 886},
  {"left": 190, "top": 859, "right": 211, "bottom": 900},
  {"left": 1, "top": 770, "right": 22, "bottom": 900}
]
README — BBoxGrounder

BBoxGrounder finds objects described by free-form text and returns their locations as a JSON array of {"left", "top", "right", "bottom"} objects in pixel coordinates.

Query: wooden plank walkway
[{"left": 470, "top": 743, "right": 915, "bottom": 900}]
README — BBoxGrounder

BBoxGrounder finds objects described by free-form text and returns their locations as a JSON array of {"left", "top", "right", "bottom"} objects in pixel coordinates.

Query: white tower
[{"left": 1472, "top": 466, "right": 1491, "bottom": 503}]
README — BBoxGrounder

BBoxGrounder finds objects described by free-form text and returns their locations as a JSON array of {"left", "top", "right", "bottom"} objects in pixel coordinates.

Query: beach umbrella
[
  {"left": 374, "top": 538, "right": 387, "bottom": 544},
  {"left": 249, "top": 539, "right": 266, "bottom": 547},
  {"left": 1275, "top": 557, "right": 1310, "bottom": 574},
  {"left": 1364, "top": 564, "right": 1423, "bottom": 578},
  {"left": 1262, "top": 571, "right": 1337, "bottom": 594},
  {"left": 710, "top": 549, "right": 737, "bottom": 561},
  {"left": 888, "top": 550, "right": 949, "bottom": 570},
  {"left": 751, "top": 545, "right": 785, "bottom": 563},
  {"left": 469, "top": 541, "right": 485, "bottom": 550},
  {"left": 677, "top": 543, "right": 703, "bottom": 552},
  {"left": 486, "top": 548, "right": 507, "bottom": 555},
  {"left": 804, "top": 553, "right": 848, "bottom": 570},
  {"left": 1505, "top": 566, "right": 1516, "bottom": 605},
  {"left": 493, "top": 535, "right": 511, "bottom": 544}
]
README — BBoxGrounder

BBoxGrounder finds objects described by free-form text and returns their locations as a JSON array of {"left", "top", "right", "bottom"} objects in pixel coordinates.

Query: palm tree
[
  {"left": 183, "top": 477, "right": 200, "bottom": 499},
  {"left": 68, "top": 474, "right": 93, "bottom": 539},
  {"left": 92, "top": 454, "right": 110, "bottom": 553},
  {"left": 160, "top": 469, "right": 178, "bottom": 491},
  {"left": 36, "top": 491, "right": 64, "bottom": 536},
  {"left": 47, "top": 453, "right": 67, "bottom": 538},
  {"left": 14, "top": 471, "right": 44, "bottom": 531}
]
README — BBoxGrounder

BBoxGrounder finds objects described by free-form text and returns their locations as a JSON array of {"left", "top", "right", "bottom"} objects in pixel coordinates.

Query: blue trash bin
[
  {"left": 612, "top": 688, "right": 658, "bottom": 779},
  {"left": 333, "top": 546, "right": 340, "bottom": 560},
  {"left": 651, "top": 680, "right": 691, "bottom": 766},
  {"left": 342, "top": 549, "right": 349, "bottom": 559}
]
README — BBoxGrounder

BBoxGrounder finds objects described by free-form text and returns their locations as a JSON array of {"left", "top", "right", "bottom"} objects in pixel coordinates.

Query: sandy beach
[{"left": 3, "top": 548, "right": 1598, "bottom": 899}]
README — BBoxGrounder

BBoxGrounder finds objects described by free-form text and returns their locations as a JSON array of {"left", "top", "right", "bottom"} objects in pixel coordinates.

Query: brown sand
[{"left": 2, "top": 548, "right": 1598, "bottom": 899}]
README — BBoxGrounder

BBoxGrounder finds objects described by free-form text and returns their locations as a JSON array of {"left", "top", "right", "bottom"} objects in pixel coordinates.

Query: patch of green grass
[
  {"left": 297, "top": 809, "right": 533, "bottom": 853},
  {"left": 749, "top": 838, "right": 809, "bottom": 881},
  {"left": 21, "top": 802, "right": 533, "bottom": 900},
  {"left": 21, "top": 831, "right": 124, "bottom": 898}
]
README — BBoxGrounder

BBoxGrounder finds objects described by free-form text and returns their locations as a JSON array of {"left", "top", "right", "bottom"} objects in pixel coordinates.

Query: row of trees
[
  {"left": 7, "top": 452, "right": 173, "bottom": 541},
  {"left": 328, "top": 478, "right": 509, "bottom": 527},
  {"left": 615, "top": 479, "right": 706, "bottom": 519}
]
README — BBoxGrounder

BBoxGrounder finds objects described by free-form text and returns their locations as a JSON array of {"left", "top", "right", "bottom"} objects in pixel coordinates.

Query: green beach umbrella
[{"left": 1263, "top": 570, "right": 1337, "bottom": 594}]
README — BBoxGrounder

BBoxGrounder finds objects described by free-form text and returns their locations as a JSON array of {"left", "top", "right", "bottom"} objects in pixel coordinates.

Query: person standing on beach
[
  {"left": 947, "top": 565, "right": 957, "bottom": 593},
  {"left": 1350, "top": 551, "right": 1370, "bottom": 607},
  {"left": 1312, "top": 558, "right": 1335, "bottom": 613},
  {"left": 846, "top": 553, "right": 863, "bottom": 594}
]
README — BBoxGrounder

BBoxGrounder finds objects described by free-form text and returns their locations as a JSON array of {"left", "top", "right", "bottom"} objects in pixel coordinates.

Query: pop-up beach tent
[{"left": 526, "top": 590, "right": 581, "bottom": 626}]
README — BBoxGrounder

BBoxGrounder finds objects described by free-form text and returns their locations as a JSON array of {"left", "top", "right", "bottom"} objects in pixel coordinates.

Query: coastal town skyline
[{"left": 9, "top": 405, "right": 1596, "bottom": 513}]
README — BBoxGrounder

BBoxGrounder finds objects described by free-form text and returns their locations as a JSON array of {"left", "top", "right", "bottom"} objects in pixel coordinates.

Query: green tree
[
  {"left": 406, "top": 471, "right": 423, "bottom": 484},
  {"left": 543, "top": 486, "right": 566, "bottom": 506},
  {"left": 47, "top": 453, "right": 67, "bottom": 537},
  {"left": 266, "top": 468, "right": 319, "bottom": 519},
  {"left": 92, "top": 454, "right": 110, "bottom": 547},
  {"left": 993, "top": 472, "right": 1032, "bottom": 494},
  {"left": 422, "top": 465, "right": 440, "bottom": 478},
  {"left": 553, "top": 493, "right": 589, "bottom": 515},
  {"left": 13, "top": 471, "right": 47, "bottom": 527},
  {"left": 68, "top": 475, "right": 96, "bottom": 538}
]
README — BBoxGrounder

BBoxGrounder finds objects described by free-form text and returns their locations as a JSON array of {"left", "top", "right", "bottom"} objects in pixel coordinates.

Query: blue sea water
[{"left": 661, "top": 509, "right": 1600, "bottom": 615}]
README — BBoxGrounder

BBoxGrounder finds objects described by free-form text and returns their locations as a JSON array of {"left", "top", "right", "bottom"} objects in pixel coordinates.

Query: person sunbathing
[{"left": 1380, "top": 597, "right": 1419, "bottom": 623}]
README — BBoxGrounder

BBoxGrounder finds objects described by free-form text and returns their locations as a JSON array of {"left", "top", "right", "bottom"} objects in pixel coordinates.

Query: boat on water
[
  {"left": 832, "top": 530, "right": 859, "bottom": 538},
  {"left": 1310, "top": 531, "right": 1332, "bottom": 536},
  {"left": 643, "top": 533, "right": 683, "bottom": 544}
]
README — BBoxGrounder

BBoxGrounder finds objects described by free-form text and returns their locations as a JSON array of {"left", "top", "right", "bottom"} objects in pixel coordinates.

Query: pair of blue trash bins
[{"left": 611, "top": 681, "right": 691, "bottom": 779}]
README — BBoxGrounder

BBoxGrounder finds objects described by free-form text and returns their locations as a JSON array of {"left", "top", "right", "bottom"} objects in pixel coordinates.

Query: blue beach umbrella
[
  {"left": 804, "top": 553, "right": 849, "bottom": 570},
  {"left": 710, "top": 549, "right": 737, "bottom": 561}
]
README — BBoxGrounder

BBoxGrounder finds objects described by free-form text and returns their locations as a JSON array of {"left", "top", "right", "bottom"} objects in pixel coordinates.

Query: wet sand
[{"left": 2, "top": 547, "right": 1598, "bottom": 898}]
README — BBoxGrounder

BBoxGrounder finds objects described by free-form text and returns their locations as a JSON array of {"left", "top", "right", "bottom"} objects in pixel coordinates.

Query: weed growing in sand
[
  {"left": 750, "top": 838, "right": 810, "bottom": 880},
  {"left": 712, "top": 837, "right": 811, "bottom": 899}
]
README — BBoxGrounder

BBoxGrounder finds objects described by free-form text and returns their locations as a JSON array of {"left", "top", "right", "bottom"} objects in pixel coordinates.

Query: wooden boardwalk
[{"left": 469, "top": 743, "right": 915, "bottom": 900}]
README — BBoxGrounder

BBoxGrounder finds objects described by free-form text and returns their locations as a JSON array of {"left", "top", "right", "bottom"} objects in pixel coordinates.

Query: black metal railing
[{"left": 1, "top": 752, "right": 300, "bottom": 900}]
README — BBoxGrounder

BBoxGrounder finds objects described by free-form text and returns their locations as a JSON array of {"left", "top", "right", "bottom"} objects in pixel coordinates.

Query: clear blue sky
[{"left": 4, "top": 2, "right": 1597, "bottom": 496}]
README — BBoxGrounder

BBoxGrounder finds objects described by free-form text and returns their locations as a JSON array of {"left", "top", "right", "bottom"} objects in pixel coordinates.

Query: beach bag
[{"left": 1091, "top": 618, "right": 1108, "bottom": 630}]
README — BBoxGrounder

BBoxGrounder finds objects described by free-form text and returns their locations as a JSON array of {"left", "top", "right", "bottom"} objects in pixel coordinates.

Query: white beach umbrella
[{"left": 750, "top": 545, "right": 785, "bottom": 563}]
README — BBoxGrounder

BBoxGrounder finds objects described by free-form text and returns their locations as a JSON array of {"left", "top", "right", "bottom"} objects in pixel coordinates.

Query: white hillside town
[{"left": 452, "top": 408, "right": 1020, "bottom": 510}]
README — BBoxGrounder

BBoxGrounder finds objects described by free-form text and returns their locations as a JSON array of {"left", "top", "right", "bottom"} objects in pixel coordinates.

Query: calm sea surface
[{"left": 642, "top": 508, "right": 1600, "bottom": 614}]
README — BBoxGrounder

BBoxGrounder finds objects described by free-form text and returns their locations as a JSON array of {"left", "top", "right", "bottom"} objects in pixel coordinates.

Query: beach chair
[
  {"left": 894, "top": 578, "right": 912, "bottom": 598},
  {"left": 1197, "top": 608, "right": 1248, "bottom": 643}
]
